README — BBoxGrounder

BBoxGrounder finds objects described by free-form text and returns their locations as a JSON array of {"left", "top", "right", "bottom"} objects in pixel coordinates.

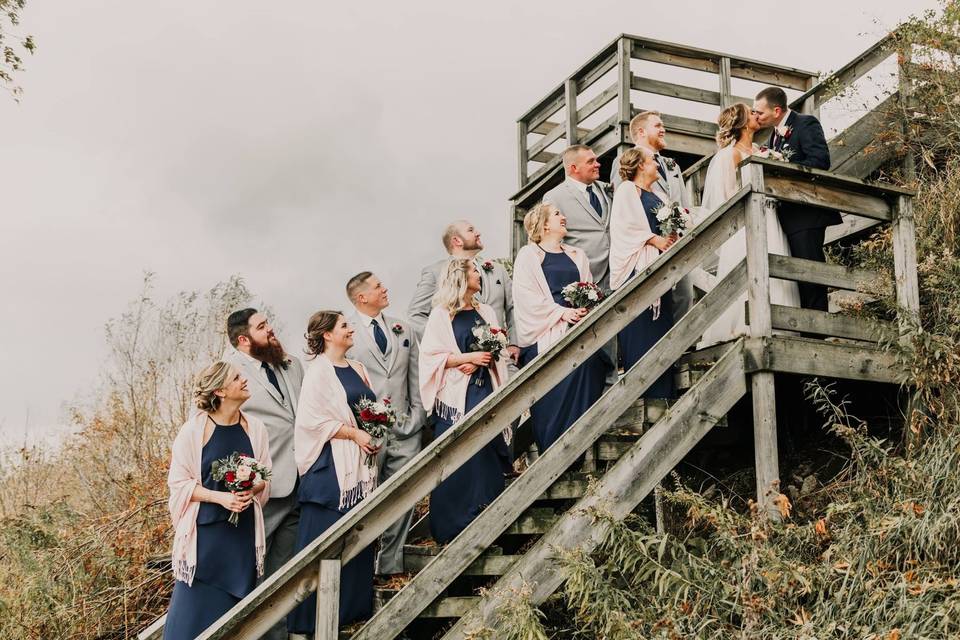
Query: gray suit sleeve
[
  {"left": 610, "top": 154, "right": 622, "bottom": 190},
  {"left": 501, "top": 264, "right": 516, "bottom": 342},
  {"left": 677, "top": 169, "right": 691, "bottom": 209},
  {"left": 402, "top": 334, "right": 427, "bottom": 437},
  {"left": 406, "top": 264, "right": 438, "bottom": 339}
]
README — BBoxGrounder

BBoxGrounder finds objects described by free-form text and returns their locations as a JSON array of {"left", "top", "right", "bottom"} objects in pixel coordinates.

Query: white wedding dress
[{"left": 698, "top": 144, "right": 800, "bottom": 347}]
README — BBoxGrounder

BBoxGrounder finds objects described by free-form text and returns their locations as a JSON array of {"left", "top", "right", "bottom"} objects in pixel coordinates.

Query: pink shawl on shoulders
[
  {"left": 419, "top": 302, "right": 509, "bottom": 429},
  {"left": 168, "top": 410, "right": 271, "bottom": 586},
  {"left": 294, "top": 353, "right": 377, "bottom": 511},
  {"left": 609, "top": 180, "right": 663, "bottom": 291},
  {"left": 512, "top": 243, "right": 592, "bottom": 352}
]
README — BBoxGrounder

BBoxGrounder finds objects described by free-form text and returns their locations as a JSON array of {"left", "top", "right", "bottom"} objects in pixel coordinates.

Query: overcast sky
[{"left": 0, "top": 0, "right": 938, "bottom": 445}]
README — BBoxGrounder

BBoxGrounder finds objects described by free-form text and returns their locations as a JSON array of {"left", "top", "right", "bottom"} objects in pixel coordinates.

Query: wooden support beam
[
  {"left": 892, "top": 194, "right": 920, "bottom": 334},
  {"left": 801, "top": 75, "right": 819, "bottom": 118},
  {"left": 315, "top": 560, "right": 340, "bottom": 640},
  {"left": 718, "top": 56, "right": 733, "bottom": 108},
  {"left": 767, "top": 255, "right": 891, "bottom": 295},
  {"left": 442, "top": 342, "right": 749, "bottom": 640},
  {"left": 527, "top": 121, "right": 565, "bottom": 160},
  {"left": 632, "top": 75, "right": 723, "bottom": 105},
  {"left": 741, "top": 163, "right": 780, "bottom": 521},
  {"left": 743, "top": 336, "right": 906, "bottom": 384},
  {"left": 575, "top": 52, "right": 618, "bottom": 93},
  {"left": 350, "top": 255, "right": 750, "bottom": 640},
  {"left": 763, "top": 176, "right": 892, "bottom": 221},
  {"left": 617, "top": 38, "right": 633, "bottom": 124},
  {"left": 564, "top": 78, "right": 578, "bottom": 145},
  {"left": 517, "top": 121, "right": 528, "bottom": 188}
]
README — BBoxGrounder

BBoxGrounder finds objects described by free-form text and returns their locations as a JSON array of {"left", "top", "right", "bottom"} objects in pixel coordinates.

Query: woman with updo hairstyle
[
  {"left": 511, "top": 203, "right": 611, "bottom": 452},
  {"left": 418, "top": 258, "right": 511, "bottom": 543},
  {"left": 699, "top": 103, "right": 800, "bottom": 346},
  {"left": 287, "top": 310, "right": 381, "bottom": 633},
  {"left": 606, "top": 144, "right": 679, "bottom": 399},
  {"left": 164, "top": 362, "right": 271, "bottom": 640}
]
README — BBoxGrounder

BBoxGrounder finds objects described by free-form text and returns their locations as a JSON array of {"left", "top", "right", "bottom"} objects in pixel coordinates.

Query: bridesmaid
[
  {"left": 609, "top": 146, "right": 678, "bottom": 399},
  {"left": 419, "top": 259, "right": 511, "bottom": 543},
  {"left": 165, "top": 362, "right": 271, "bottom": 640},
  {"left": 287, "top": 311, "right": 381, "bottom": 634},
  {"left": 513, "top": 203, "right": 611, "bottom": 452}
]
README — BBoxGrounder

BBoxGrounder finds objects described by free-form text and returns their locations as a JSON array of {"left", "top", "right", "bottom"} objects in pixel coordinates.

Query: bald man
[{"left": 406, "top": 220, "right": 517, "bottom": 365}]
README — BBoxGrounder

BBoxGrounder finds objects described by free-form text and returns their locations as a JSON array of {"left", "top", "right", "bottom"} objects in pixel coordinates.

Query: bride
[{"left": 698, "top": 103, "right": 800, "bottom": 347}]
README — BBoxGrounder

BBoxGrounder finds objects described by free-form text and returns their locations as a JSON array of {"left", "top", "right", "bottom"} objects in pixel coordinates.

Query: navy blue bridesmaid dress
[
  {"left": 619, "top": 188, "right": 676, "bottom": 399},
  {"left": 287, "top": 364, "right": 376, "bottom": 633},
  {"left": 430, "top": 308, "right": 508, "bottom": 544},
  {"left": 518, "top": 250, "right": 611, "bottom": 452},
  {"left": 164, "top": 419, "right": 256, "bottom": 640}
]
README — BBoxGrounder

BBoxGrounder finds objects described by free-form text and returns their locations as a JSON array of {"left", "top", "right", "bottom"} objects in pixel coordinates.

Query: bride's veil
[{"left": 699, "top": 143, "right": 738, "bottom": 215}]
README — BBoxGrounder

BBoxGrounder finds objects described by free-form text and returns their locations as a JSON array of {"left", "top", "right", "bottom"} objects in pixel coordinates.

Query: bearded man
[{"left": 223, "top": 308, "right": 305, "bottom": 640}]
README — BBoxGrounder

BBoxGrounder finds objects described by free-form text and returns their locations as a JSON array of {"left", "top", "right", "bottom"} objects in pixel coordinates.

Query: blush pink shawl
[
  {"left": 419, "top": 302, "right": 509, "bottom": 428},
  {"left": 168, "top": 411, "right": 271, "bottom": 586},
  {"left": 512, "top": 243, "right": 593, "bottom": 352},
  {"left": 294, "top": 353, "right": 377, "bottom": 511},
  {"left": 609, "top": 180, "right": 663, "bottom": 291}
]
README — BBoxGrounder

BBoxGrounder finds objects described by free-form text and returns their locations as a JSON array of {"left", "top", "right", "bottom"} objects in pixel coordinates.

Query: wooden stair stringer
[
  {"left": 441, "top": 340, "right": 749, "bottom": 640},
  {"left": 347, "top": 261, "right": 750, "bottom": 640}
]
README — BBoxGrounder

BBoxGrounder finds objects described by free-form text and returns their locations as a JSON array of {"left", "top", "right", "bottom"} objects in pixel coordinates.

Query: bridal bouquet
[
  {"left": 561, "top": 281, "right": 604, "bottom": 309},
  {"left": 354, "top": 396, "right": 401, "bottom": 469},
  {"left": 752, "top": 144, "right": 789, "bottom": 162},
  {"left": 210, "top": 452, "right": 272, "bottom": 525},
  {"left": 655, "top": 201, "right": 689, "bottom": 238},
  {"left": 469, "top": 321, "right": 509, "bottom": 386}
]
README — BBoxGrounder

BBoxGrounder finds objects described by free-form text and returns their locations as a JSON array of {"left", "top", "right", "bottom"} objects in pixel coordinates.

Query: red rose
[
  {"left": 784, "top": 128, "right": 793, "bottom": 139},
  {"left": 383, "top": 397, "right": 391, "bottom": 405},
  {"left": 241, "top": 480, "right": 253, "bottom": 489},
  {"left": 225, "top": 471, "right": 236, "bottom": 483},
  {"left": 490, "top": 327, "right": 500, "bottom": 334}
]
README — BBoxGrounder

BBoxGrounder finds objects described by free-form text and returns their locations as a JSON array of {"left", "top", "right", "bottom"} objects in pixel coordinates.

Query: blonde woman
[
  {"left": 512, "top": 203, "right": 610, "bottom": 452},
  {"left": 419, "top": 259, "right": 510, "bottom": 543},
  {"left": 288, "top": 310, "right": 380, "bottom": 633},
  {"left": 699, "top": 103, "right": 800, "bottom": 347},
  {"left": 165, "top": 362, "right": 271, "bottom": 640}
]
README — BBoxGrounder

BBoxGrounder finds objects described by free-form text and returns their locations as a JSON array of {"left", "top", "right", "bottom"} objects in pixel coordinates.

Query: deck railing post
[
  {"left": 564, "top": 78, "right": 578, "bottom": 145},
  {"left": 801, "top": 75, "right": 819, "bottom": 119},
  {"left": 517, "top": 120, "right": 529, "bottom": 188},
  {"left": 315, "top": 559, "right": 341, "bottom": 640},
  {"left": 897, "top": 42, "right": 917, "bottom": 185},
  {"left": 616, "top": 37, "right": 633, "bottom": 130},
  {"left": 741, "top": 162, "right": 780, "bottom": 520},
  {"left": 718, "top": 56, "right": 733, "bottom": 108},
  {"left": 892, "top": 194, "right": 920, "bottom": 335}
]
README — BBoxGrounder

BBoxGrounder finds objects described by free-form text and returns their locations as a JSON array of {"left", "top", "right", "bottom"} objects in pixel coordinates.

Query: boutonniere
[
  {"left": 391, "top": 323, "right": 404, "bottom": 335},
  {"left": 481, "top": 260, "right": 495, "bottom": 273},
  {"left": 601, "top": 182, "right": 614, "bottom": 199},
  {"left": 663, "top": 157, "right": 678, "bottom": 172},
  {"left": 776, "top": 124, "right": 793, "bottom": 140}
]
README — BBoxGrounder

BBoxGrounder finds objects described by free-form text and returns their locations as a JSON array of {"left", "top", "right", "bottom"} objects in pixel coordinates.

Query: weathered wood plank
[
  {"left": 746, "top": 156, "right": 915, "bottom": 197},
  {"left": 719, "top": 56, "right": 733, "bottom": 108},
  {"left": 743, "top": 336, "right": 906, "bottom": 384},
  {"left": 527, "top": 121, "right": 566, "bottom": 162},
  {"left": 564, "top": 78, "right": 578, "bottom": 145},
  {"left": 631, "top": 74, "right": 723, "bottom": 105},
  {"left": 575, "top": 52, "right": 618, "bottom": 94},
  {"left": 892, "top": 195, "right": 920, "bottom": 333},
  {"left": 617, "top": 38, "right": 633, "bottom": 123},
  {"left": 442, "top": 342, "right": 750, "bottom": 640},
  {"left": 173, "top": 190, "right": 753, "bottom": 640},
  {"left": 631, "top": 43, "right": 719, "bottom": 73},
  {"left": 404, "top": 554, "right": 520, "bottom": 576},
  {"left": 763, "top": 176, "right": 892, "bottom": 221},
  {"left": 768, "top": 304, "right": 887, "bottom": 342},
  {"left": 530, "top": 149, "right": 557, "bottom": 164},
  {"left": 349, "top": 239, "right": 750, "bottom": 640},
  {"left": 767, "top": 255, "right": 891, "bottom": 295},
  {"left": 657, "top": 112, "right": 717, "bottom": 138},
  {"left": 728, "top": 59, "right": 812, "bottom": 91},
  {"left": 530, "top": 121, "right": 590, "bottom": 138},
  {"left": 824, "top": 213, "right": 882, "bottom": 245},
  {"left": 517, "top": 121, "right": 528, "bottom": 188},
  {"left": 315, "top": 560, "right": 340, "bottom": 640},
  {"left": 829, "top": 92, "right": 899, "bottom": 170},
  {"left": 524, "top": 88, "right": 566, "bottom": 134},
  {"left": 422, "top": 597, "right": 480, "bottom": 619},
  {"left": 504, "top": 508, "right": 560, "bottom": 535}
]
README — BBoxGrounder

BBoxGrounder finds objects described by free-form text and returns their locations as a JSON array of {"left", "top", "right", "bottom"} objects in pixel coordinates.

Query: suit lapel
[
  {"left": 384, "top": 315, "right": 402, "bottom": 374},
  {"left": 277, "top": 362, "right": 298, "bottom": 413},
  {"left": 242, "top": 353, "right": 284, "bottom": 404},
  {"left": 565, "top": 182, "right": 603, "bottom": 226},
  {"left": 352, "top": 312, "right": 389, "bottom": 374}
]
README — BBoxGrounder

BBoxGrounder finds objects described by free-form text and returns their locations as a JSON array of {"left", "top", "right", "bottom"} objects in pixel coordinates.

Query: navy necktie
[
  {"left": 585, "top": 185, "right": 603, "bottom": 219},
  {"left": 372, "top": 319, "right": 388, "bottom": 354},
  {"left": 261, "top": 362, "right": 284, "bottom": 399},
  {"left": 655, "top": 155, "right": 667, "bottom": 180}
]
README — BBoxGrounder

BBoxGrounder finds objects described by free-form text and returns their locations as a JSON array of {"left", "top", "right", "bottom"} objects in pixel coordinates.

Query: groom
[{"left": 753, "top": 87, "right": 839, "bottom": 311}]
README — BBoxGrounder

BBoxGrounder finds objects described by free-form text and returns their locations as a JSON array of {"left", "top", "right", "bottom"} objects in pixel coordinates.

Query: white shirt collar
[
  {"left": 776, "top": 109, "right": 793, "bottom": 136},
  {"left": 357, "top": 309, "right": 385, "bottom": 329},
  {"left": 565, "top": 176, "right": 596, "bottom": 195}
]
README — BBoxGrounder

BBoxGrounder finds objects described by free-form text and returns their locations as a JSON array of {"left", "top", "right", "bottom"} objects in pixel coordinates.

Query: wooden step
[
  {"left": 405, "top": 553, "right": 520, "bottom": 576},
  {"left": 539, "top": 473, "right": 590, "bottom": 500},
  {"left": 504, "top": 507, "right": 559, "bottom": 535},
  {"left": 376, "top": 590, "right": 479, "bottom": 619}
]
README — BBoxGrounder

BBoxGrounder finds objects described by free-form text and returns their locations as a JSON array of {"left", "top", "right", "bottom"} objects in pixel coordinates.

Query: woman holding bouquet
[
  {"left": 288, "top": 310, "right": 381, "bottom": 633},
  {"left": 165, "top": 362, "right": 272, "bottom": 640},
  {"left": 609, "top": 146, "right": 678, "bottom": 399},
  {"left": 419, "top": 259, "right": 511, "bottom": 543},
  {"left": 513, "top": 203, "right": 611, "bottom": 452}
]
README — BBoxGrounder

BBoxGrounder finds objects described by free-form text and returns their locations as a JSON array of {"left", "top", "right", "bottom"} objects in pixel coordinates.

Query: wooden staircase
[{"left": 137, "top": 32, "right": 923, "bottom": 640}]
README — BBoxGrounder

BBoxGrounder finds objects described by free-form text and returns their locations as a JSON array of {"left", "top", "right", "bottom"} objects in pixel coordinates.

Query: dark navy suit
[{"left": 770, "top": 111, "right": 838, "bottom": 311}]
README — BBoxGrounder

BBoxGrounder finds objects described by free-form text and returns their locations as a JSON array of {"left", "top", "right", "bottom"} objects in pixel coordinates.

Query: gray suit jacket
[
  {"left": 611, "top": 149, "right": 691, "bottom": 208},
  {"left": 345, "top": 310, "right": 426, "bottom": 439},
  {"left": 407, "top": 256, "right": 515, "bottom": 341},
  {"left": 222, "top": 346, "right": 304, "bottom": 500},
  {"left": 542, "top": 178, "right": 612, "bottom": 289}
]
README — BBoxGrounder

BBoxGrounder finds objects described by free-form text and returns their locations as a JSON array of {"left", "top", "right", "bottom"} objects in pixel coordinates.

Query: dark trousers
[{"left": 786, "top": 227, "right": 829, "bottom": 312}]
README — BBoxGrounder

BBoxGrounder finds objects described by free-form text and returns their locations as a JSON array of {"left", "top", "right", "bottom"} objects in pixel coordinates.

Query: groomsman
[
  {"left": 753, "top": 86, "right": 837, "bottom": 311},
  {"left": 542, "top": 144, "right": 612, "bottom": 290},
  {"left": 407, "top": 220, "right": 518, "bottom": 364},
  {"left": 611, "top": 111, "right": 697, "bottom": 319},
  {"left": 223, "top": 308, "right": 304, "bottom": 640},
  {"left": 346, "top": 271, "right": 427, "bottom": 576}
]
